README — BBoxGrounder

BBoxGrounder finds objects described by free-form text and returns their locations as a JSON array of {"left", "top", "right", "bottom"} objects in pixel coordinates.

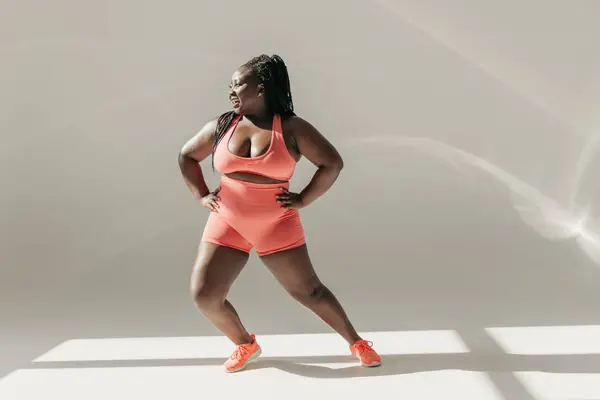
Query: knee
[
  {"left": 190, "top": 281, "right": 222, "bottom": 310},
  {"left": 289, "top": 278, "right": 331, "bottom": 303}
]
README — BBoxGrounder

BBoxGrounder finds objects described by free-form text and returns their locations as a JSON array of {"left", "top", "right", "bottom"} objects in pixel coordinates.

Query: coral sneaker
[
  {"left": 350, "top": 339, "right": 382, "bottom": 367},
  {"left": 224, "top": 334, "right": 262, "bottom": 373}
]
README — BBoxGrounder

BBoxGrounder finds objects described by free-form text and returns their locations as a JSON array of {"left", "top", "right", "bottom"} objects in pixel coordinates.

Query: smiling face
[{"left": 228, "top": 66, "right": 265, "bottom": 115}]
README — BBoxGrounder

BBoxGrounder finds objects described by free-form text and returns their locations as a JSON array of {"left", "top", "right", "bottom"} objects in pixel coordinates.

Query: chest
[
  {"left": 228, "top": 125, "right": 273, "bottom": 158},
  {"left": 227, "top": 122, "right": 299, "bottom": 159}
]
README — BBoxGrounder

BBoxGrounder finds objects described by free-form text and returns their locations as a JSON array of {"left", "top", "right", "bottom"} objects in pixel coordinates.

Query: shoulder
[
  {"left": 281, "top": 115, "right": 320, "bottom": 138},
  {"left": 280, "top": 114, "right": 342, "bottom": 165},
  {"left": 199, "top": 111, "right": 237, "bottom": 139},
  {"left": 201, "top": 117, "right": 219, "bottom": 135}
]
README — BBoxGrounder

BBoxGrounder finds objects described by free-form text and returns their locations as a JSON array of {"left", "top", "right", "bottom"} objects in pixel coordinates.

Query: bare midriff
[{"left": 224, "top": 171, "right": 289, "bottom": 185}]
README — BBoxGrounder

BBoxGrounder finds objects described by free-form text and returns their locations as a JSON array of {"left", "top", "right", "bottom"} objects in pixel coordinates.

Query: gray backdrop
[{"left": 2, "top": 0, "right": 599, "bottom": 393}]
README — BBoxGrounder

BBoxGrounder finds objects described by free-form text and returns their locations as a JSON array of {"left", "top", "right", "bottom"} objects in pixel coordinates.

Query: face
[{"left": 229, "top": 67, "right": 264, "bottom": 115}]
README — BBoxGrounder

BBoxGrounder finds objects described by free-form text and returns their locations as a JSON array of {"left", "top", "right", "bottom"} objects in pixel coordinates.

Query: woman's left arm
[{"left": 277, "top": 116, "right": 344, "bottom": 209}]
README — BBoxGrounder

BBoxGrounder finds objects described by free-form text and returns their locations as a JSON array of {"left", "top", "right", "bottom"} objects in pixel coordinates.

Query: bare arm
[
  {"left": 290, "top": 116, "right": 344, "bottom": 207},
  {"left": 178, "top": 119, "right": 218, "bottom": 201}
]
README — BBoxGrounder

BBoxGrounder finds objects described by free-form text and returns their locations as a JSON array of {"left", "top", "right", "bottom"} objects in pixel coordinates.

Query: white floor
[{"left": 1, "top": 327, "right": 599, "bottom": 400}]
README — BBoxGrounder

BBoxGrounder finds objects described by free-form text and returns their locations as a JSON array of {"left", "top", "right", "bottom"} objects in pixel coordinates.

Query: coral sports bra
[{"left": 213, "top": 114, "right": 297, "bottom": 181}]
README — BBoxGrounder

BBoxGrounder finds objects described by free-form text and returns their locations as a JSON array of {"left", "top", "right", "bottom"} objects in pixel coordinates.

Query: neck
[{"left": 243, "top": 109, "right": 273, "bottom": 126}]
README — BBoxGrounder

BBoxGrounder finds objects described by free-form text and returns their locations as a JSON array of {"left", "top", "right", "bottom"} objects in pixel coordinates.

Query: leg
[
  {"left": 190, "top": 241, "right": 253, "bottom": 345},
  {"left": 259, "top": 244, "right": 362, "bottom": 345}
]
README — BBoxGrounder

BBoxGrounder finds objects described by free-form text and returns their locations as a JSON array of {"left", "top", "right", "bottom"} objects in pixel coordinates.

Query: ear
[{"left": 256, "top": 83, "right": 265, "bottom": 97}]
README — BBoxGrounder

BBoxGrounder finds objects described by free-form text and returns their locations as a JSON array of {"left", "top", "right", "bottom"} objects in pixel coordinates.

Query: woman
[{"left": 178, "top": 54, "right": 381, "bottom": 373}]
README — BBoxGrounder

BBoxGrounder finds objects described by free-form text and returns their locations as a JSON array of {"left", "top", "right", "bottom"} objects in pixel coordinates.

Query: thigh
[
  {"left": 258, "top": 244, "right": 320, "bottom": 294},
  {"left": 201, "top": 212, "right": 253, "bottom": 254},
  {"left": 253, "top": 209, "right": 306, "bottom": 257},
  {"left": 191, "top": 241, "right": 250, "bottom": 298}
]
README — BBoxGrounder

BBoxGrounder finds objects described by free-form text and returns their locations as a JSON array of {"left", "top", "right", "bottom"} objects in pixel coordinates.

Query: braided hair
[{"left": 211, "top": 54, "right": 296, "bottom": 169}]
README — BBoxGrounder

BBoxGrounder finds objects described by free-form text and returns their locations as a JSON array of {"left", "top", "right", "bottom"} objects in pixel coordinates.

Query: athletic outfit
[
  {"left": 202, "top": 113, "right": 306, "bottom": 256},
  {"left": 201, "top": 113, "right": 382, "bottom": 372}
]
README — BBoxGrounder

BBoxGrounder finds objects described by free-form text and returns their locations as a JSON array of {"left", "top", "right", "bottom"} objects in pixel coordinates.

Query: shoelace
[
  {"left": 231, "top": 344, "right": 251, "bottom": 361},
  {"left": 353, "top": 340, "right": 375, "bottom": 354}
]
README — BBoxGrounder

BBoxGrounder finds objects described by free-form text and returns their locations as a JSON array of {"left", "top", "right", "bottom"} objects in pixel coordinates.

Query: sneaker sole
[
  {"left": 225, "top": 347, "right": 262, "bottom": 373},
  {"left": 361, "top": 360, "right": 382, "bottom": 367}
]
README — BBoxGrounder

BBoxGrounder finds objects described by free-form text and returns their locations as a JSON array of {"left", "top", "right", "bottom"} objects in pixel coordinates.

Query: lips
[{"left": 230, "top": 97, "right": 240, "bottom": 106}]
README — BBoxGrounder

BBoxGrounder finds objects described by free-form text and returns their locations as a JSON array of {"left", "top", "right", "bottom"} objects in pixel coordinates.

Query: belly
[
  {"left": 224, "top": 171, "right": 288, "bottom": 184},
  {"left": 216, "top": 175, "right": 290, "bottom": 221}
]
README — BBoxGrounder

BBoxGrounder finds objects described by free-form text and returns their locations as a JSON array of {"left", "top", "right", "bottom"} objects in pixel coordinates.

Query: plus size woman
[{"left": 178, "top": 54, "right": 382, "bottom": 373}]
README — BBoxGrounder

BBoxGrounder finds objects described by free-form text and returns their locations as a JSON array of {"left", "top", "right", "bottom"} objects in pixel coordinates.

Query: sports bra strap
[{"left": 272, "top": 114, "right": 282, "bottom": 138}]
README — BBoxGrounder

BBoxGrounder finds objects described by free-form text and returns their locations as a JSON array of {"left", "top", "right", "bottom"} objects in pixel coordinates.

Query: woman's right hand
[{"left": 201, "top": 187, "right": 221, "bottom": 211}]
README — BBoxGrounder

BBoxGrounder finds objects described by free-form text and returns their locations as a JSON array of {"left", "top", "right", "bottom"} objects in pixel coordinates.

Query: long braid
[
  {"left": 211, "top": 54, "right": 295, "bottom": 169},
  {"left": 211, "top": 110, "right": 237, "bottom": 170}
]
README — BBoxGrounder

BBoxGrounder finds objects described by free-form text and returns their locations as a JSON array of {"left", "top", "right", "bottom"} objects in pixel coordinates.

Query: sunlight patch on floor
[
  {"left": 32, "top": 330, "right": 469, "bottom": 362},
  {"left": 1, "top": 327, "right": 599, "bottom": 399},
  {"left": 486, "top": 325, "right": 600, "bottom": 354},
  {"left": 515, "top": 371, "right": 600, "bottom": 400}
]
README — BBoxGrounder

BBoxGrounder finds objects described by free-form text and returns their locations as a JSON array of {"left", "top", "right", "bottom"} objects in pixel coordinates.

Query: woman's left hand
[{"left": 276, "top": 188, "right": 305, "bottom": 209}]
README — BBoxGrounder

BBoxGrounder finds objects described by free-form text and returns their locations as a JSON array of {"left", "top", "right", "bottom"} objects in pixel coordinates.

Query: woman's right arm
[{"left": 178, "top": 118, "right": 218, "bottom": 201}]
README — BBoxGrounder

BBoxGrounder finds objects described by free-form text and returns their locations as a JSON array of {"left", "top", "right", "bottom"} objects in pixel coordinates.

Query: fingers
[
  {"left": 203, "top": 194, "right": 220, "bottom": 211},
  {"left": 209, "top": 199, "right": 220, "bottom": 211},
  {"left": 276, "top": 191, "right": 294, "bottom": 207},
  {"left": 277, "top": 187, "right": 291, "bottom": 199},
  {"left": 278, "top": 199, "right": 292, "bottom": 207},
  {"left": 211, "top": 188, "right": 221, "bottom": 202},
  {"left": 276, "top": 192, "right": 289, "bottom": 203}
]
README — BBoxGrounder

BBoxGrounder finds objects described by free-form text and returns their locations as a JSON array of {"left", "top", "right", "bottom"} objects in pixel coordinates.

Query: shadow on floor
[{"left": 26, "top": 351, "right": 600, "bottom": 378}]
